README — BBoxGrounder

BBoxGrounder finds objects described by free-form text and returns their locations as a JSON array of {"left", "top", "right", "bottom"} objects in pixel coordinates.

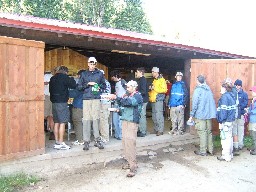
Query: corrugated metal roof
[{"left": 0, "top": 13, "right": 253, "bottom": 59}]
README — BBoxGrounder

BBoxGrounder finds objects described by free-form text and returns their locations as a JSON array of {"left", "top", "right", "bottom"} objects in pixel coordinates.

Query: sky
[{"left": 141, "top": 0, "right": 256, "bottom": 57}]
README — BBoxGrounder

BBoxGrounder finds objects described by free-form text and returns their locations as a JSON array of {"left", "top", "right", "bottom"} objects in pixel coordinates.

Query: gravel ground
[{"left": 21, "top": 143, "right": 256, "bottom": 192}]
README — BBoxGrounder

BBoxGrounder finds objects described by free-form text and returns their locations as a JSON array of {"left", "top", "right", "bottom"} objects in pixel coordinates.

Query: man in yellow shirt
[{"left": 149, "top": 67, "right": 167, "bottom": 136}]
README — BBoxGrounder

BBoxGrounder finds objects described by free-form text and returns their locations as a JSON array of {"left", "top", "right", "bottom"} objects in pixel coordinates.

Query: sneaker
[
  {"left": 250, "top": 150, "right": 256, "bottom": 155},
  {"left": 72, "top": 140, "right": 84, "bottom": 146},
  {"left": 53, "top": 142, "right": 61, "bottom": 149},
  {"left": 168, "top": 129, "right": 178, "bottom": 135},
  {"left": 94, "top": 138, "right": 104, "bottom": 149},
  {"left": 233, "top": 148, "right": 240, "bottom": 156},
  {"left": 83, "top": 142, "right": 90, "bottom": 151},
  {"left": 59, "top": 142, "right": 71, "bottom": 150},
  {"left": 194, "top": 150, "right": 207, "bottom": 156}
]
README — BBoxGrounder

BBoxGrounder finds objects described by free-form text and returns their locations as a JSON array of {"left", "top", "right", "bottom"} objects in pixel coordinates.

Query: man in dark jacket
[
  {"left": 233, "top": 79, "right": 248, "bottom": 153},
  {"left": 136, "top": 67, "right": 149, "bottom": 137},
  {"left": 49, "top": 66, "right": 76, "bottom": 150},
  {"left": 77, "top": 57, "right": 106, "bottom": 150}
]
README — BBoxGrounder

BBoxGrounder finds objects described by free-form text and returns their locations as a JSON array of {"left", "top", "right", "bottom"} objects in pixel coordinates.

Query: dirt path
[{"left": 22, "top": 144, "right": 256, "bottom": 192}]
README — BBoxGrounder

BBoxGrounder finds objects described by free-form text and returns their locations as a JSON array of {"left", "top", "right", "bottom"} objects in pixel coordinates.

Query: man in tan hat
[
  {"left": 168, "top": 72, "right": 188, "bottom": 135},
  {"left": 148, "top": 67, "right": 167, "bottom": 136}
]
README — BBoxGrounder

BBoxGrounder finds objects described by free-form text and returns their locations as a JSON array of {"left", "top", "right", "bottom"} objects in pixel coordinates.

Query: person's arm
[
  {"left": 190, "top": 89, "right": 200, "bottom": 118},
  {"left": 77, "top": 72, "right": 89, "bottom": 90},
  {"left": 183, "top": 83, "right": 189, "bottom": 106}
]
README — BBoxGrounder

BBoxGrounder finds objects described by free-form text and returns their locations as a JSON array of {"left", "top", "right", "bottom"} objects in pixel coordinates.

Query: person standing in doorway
[
  {"left": 99, "top": 70, "right": 111, "bottom": 143},
  {"left": 49, "top": 66, "right": 76, "bottom": 150},
  {"left": 78, "top": 57, "right": 106, "bottom": 150},
  {"left": 69, "top": 70, "right": 85, "bottom": 146},
  {"left": 44, "top": 71, "right": 54, "bottom": 140},
  {"left": 189, "top": 75, "right": 216, "bottom": 156},
  {"left": 168, "top": 72, "right": 188, "bottom": 135},
  {"left": 136, "top": 67, "right": 149, "bottom": 137},
  {"left": 148, "top": 67, "right": 167, "bottom": 136},
  {"left": 110, "top": 70, "right": 127, "bottom": 140}
]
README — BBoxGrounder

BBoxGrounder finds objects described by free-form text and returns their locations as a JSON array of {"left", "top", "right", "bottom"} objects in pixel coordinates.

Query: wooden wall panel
[
  {"left": 0, "top": 36, "right": 45, "bottom": 161},
  {"left": 45, "top": 48, "right": 109, "bottom": 79},
  {"left": 190, "top": 59, "right": 256, "bottom": 135}
]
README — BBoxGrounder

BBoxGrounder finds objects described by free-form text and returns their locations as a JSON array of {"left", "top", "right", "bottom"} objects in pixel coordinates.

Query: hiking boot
[
  {"left": 250, "top": 150, "right": 256, "bottom": 155},
  {"left": 137, "top": 132, "right": 146, "bottom": 137},
  {"left": 83, "top": 142, "right": 90, "bottom": 151},
  {"left": 194, "top": 150, "right": 207, "bottom": 156},
  {"left": 156, "top": 131, "right": 163, "bottom": 136},
  {"left": 233, "top": 148, "right": 240, "bottom": 156},
  {"left": 94, "top": 138, "right": 104, "bottom": 149}
]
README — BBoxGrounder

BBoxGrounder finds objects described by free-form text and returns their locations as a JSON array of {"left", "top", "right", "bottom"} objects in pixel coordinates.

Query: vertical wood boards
[
  {"left": 190, "top": 59, "right": 256, "bottom": 135},
  {"left": 45, "top": 48, "right": 109, "bottom": 79},
  {"left": 0, "top": 36, "right": 45, "bottom": 161}
]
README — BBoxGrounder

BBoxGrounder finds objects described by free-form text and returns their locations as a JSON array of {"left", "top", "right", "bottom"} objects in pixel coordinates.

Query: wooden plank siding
[
  {"left": 45, "top": 48, "right": 109, "bottom": 79},
  {"left": 190, "top": 59, "right": 256, "bottom": 135},
  {"left": 0, "top": 36, "right": 45, "bottom": 161}
]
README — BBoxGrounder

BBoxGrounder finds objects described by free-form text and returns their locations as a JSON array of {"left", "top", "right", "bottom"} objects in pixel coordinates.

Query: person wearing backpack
[{"left": 110, "top": 70, "right": 127, "bottom": 140}]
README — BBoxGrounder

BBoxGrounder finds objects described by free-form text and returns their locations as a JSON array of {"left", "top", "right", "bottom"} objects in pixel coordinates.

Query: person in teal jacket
[
  {"left": 189, "top": 75, "right": 216, "bottom": 156},
  {"left": 108, "top": 80, "right": 143, "bottom": 177}
]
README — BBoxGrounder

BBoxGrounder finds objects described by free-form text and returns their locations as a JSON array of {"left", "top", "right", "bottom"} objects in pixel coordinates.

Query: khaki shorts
[{"left": 44, "top": 95, "right": 52, "bottom": 118}]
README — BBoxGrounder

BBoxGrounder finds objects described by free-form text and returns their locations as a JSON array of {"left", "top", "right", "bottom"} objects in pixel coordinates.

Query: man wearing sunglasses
[{"left": 78, "top": 57, "right": 106, "bottom": 150}]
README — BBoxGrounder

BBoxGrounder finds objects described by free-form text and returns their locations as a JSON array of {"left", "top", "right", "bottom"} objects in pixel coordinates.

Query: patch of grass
[
  {"left": 213, "top": 135, "right": 254, "bottom": 149},
  {"left": 0, "top": 173, "right": 40, "bottom": 192}
]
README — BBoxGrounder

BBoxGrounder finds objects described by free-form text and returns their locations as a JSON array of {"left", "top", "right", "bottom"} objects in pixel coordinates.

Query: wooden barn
[{"left": 0, "top": 13, "right": 255, "bottom": 161}]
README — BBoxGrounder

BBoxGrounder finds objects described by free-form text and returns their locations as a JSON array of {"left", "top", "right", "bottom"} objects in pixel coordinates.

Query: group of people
[
  {"left": 189, "top": 75, "right": 256, "bottom": 162},
  {"left": 44, "top": 56, "right": 256, "bottom": 177}
]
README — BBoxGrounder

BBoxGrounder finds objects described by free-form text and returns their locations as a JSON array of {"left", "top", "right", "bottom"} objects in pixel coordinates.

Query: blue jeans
[{"left": 113, "top": 112, "right": 122, "bottom": 139}]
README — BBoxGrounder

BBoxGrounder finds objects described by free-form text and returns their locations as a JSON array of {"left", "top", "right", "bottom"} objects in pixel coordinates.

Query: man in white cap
[
  {"left": 78, "top": 57, "right": 106, "bottom": 150},
  {"left": 168, "top": 72, "right": 188, "bottom": 135},
  {"left": 148, "top": 67, "right": 167, "bottom": 136}
]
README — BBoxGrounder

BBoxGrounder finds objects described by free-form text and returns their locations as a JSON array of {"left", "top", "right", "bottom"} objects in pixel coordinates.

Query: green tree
[
  {"left": 0, "top": 0, "right": 22, "bottom": 13},
  {"left": 22, "top": 0, "right": 69, "bottom": 20},
  {"left": 113, "top": 0, "right": 152, "bottom": 34},
  {"left": 0, "top": 0, "right": 152, "bottom": 34}
]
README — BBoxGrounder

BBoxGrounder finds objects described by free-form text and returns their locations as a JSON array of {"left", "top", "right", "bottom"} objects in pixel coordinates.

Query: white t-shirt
[{"left": 44, "top": 73, "right": 52, "bottom": 95}]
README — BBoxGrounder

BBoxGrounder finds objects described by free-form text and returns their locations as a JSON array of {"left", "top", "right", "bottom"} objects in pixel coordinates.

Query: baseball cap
[
  {"left": 250, "top": 86, "right": 256, "bottom": 92},
  {"left": 175, "top": 72, "right": 183, "bottom": 77},
  {"left": 126, "top": 80, "right": 138, "bottom": 88},
  {"left": 88, "top": 57, "right": 97, "bottom": 63},
  {"left": 234, "top": 79, "right": 242, "bottom": 86},
  {"left": 152, "top": 67, "right": 159, "bottom": 73},
  {"left": 223, "top": 77, "right": 233, "bottom": 85}
]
